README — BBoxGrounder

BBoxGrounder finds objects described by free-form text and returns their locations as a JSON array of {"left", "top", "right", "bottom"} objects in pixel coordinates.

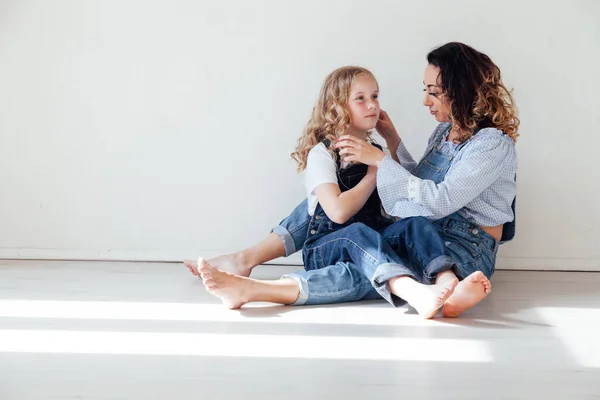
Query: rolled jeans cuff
[
  {"left": 371, "top": 263, "right": 418, "bottom": 307},
  {"left": 424, "top": 255, "right": 458, "bottom": 283},
  {"left": 271, "top": 225, "right": 296, "bottom": 257},
  {"left": 280, "top": 274, "right": 308, "bottom": 306}
]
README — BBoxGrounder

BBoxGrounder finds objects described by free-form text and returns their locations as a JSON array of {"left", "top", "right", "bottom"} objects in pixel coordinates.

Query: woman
[{"left": 186, "top": 42, "right": 519, "bottom": 318}]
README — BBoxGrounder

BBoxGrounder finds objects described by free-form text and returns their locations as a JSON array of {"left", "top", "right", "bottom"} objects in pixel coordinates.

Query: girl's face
[
  {"left": 347, "top": 75, "right": 380, "bottom": 133},
  {"left": 423, "top": 64, "right": 452, "bottom": 123}
]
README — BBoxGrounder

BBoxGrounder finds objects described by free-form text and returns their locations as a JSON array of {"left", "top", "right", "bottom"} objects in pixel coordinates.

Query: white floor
[{"left": 0, "top": 260, "right": 599, "bottom": 400}]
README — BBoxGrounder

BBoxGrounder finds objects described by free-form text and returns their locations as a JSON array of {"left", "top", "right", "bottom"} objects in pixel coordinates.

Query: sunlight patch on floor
[{"left": 0, "top": 328, "right": 492, "bottom": 362}]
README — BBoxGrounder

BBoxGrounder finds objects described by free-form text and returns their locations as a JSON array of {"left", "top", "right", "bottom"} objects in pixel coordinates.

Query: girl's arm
[{"left": 313, "top": 166, "right": 377, "bottom": 224}]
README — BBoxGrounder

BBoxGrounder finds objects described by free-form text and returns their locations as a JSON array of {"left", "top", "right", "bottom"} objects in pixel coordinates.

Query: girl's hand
[
  {"left": 335, "top": 136, "right": 386, "bottom": 166},
  {"left": 376, "top": 110, "right": 401, "bottom": 147}
]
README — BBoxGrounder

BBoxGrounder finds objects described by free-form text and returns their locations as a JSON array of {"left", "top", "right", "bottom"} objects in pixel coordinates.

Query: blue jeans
[
  {"left": 382, "top": 217, "right": 457, "bottom": 284},
  {"left": 291, "top": 220, "right": 457, "bottom": 306},
  {"left": 271, "top": 199, "right": 311, "bottom": 257},
  {"left": 432, "top": 212, "right": 498, "bottom": 280},
  {"left": 271, "top": 201, "right": 497, "bottom": 307}
]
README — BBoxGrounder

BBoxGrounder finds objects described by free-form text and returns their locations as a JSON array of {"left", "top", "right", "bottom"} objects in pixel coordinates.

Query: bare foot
[
  {"left": 391, "top": 277, "right": 458, "bottom": 319},
  {"left": 411, "top": 279, "right": 458, "bottom": 319},
  {"left": 184, "top": 252, "right": 252, "bottom": 278},
  {"left": 442, "top": 271, "right": 492, "bottom": 318},
  {"left": 197, "top": 258, "right": 253, "bottom": 309},
  {"left": 207, "top": 253, "right": 252, "bottom": 277},
  {"left": 184, "top": 259, "right": 202, "bottom": 277}
]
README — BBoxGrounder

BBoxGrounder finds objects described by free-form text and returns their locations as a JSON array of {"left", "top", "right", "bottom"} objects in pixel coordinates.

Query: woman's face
[{"left": 423, "top": 64, "right": 451, "bottom": 123}]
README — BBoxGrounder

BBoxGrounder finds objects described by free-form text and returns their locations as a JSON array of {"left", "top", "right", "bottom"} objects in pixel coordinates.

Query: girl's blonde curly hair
[{"left": 291, "top": 66, "right": 377, "bottom": 172}]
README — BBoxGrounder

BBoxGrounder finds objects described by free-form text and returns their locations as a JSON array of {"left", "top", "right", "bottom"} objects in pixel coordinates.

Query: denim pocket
[
  {"left": 415, "top": 161, "right": 446, "bottom": 184},
  {"left": 309, "top": 216, "right": 333, "bottom": 235},
  {"left": 320, "top": 220, "right": 334, "bottom": 234},
  {"left": 444, "top": 240, "right": 478, "bottom": 269},
  {"left": 479, "top": 240, "right": 497, "bottom": 260},
  {"left": 421, "top": 158, "right": 446, "bottom": 173},
  {"left": 444, "top": 225, "right": 480, "bottom": 255}
]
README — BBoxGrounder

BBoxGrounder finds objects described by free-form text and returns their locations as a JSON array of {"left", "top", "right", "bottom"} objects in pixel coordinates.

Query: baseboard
[
  {"left": 494, "top": 257, "right": 600, "bottom": 271},
  {"left": 1, "top": 248, "right": 599, "bottom": 271}
]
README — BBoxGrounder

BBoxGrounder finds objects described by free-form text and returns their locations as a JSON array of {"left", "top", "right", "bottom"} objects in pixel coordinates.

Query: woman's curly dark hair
[{"left": 427, "top": 42, "right": 520, "bottom": 142}]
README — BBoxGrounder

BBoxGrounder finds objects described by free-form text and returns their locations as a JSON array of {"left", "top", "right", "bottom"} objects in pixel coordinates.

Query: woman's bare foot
[
  {"left": 442, "top": 271, "right": 492, "bottom": 318},
  {"left": 390, "top": 277, "right": 458, "bottom": 319},
  {"left": 184, "top": 252, "right": 252, "bottom": 278},
  {"left": 197, "top": 258, "right": 253, "bottom": 309}
]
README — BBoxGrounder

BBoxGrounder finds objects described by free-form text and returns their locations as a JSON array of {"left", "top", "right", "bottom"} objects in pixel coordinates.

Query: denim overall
[
  {"left": 416, "top": 126, "right": 516, "bottom": 243},
  {"left": 302, "top": 140, "right": 393, "bottom": 271},
  {"left": 417, "top": 126, "right": 515, "bottom": 280}
]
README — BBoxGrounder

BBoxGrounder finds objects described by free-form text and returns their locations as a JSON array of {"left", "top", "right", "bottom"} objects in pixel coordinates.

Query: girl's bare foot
[
  {"left": 184, "top": 259, "right": 202, "bottom": 277},
  {"left": 184, "top": 233, "right": 287, "bottom": 278},
  {"left": 390, "top": 277, "right": 458, "bottom": 319},
  {"left": 208, "top": 253, "right": 252, "bottom": 277},
  {"left": 197, "top": 258, "right": 253, "bottom": 309},
  {"left": 442, "top": 271, "right": 492, "bottom": 318},
  {"left": 184, "top": 252, "right": 252, "bottom": 278}
]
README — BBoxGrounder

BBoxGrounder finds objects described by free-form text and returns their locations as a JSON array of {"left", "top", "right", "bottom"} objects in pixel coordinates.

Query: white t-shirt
[{"left": 303, "top": 135, "right": 391, "bottom": 216}]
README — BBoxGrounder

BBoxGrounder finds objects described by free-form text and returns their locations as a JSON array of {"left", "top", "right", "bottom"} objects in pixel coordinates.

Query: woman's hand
[
  {"left": 376, "top": 110, "right": 401, "bottom": 148},
  {"left": 335, "top": 136, "right": 386, "bottom": 166}
]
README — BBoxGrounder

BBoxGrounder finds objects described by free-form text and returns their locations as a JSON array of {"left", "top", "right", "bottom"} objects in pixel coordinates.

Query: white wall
[{"left": 0, "top": 0, "right": 599, "bottom": 270}]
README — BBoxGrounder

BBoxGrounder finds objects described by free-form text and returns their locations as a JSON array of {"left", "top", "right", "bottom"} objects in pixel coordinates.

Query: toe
[
  {"left": 205, "top": 283, "right": 216, "bottom": 290},
  {"left": 198, "top": 258, "right": 215, "bottom": 273},
  {"left": 471, "top": 271, "right": 484, "bottom": 281},
  {"left": 198, "top": 264, "right": 209, "bottom": 274}
]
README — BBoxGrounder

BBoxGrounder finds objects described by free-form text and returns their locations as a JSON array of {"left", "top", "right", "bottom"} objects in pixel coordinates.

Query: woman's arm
[
  {"left": 376, "top": 110, "right": 401, "bottom": 163},
  {"left": 336, "top": 129, "right": 515, "bottom": 220},
  {"left": 394, "top": 142, "right": 418, "bottom": 173},
  {"left": 376, "top": 131, "right": 515, "bottom": 219},
  {"left": 376, "top": 110, "right": 421, "bottom": 173}
]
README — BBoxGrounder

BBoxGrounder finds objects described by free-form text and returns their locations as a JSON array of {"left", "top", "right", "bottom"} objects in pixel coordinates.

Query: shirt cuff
[{"left": 407, "top": 175, "right": 421, "bottom": 202}]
